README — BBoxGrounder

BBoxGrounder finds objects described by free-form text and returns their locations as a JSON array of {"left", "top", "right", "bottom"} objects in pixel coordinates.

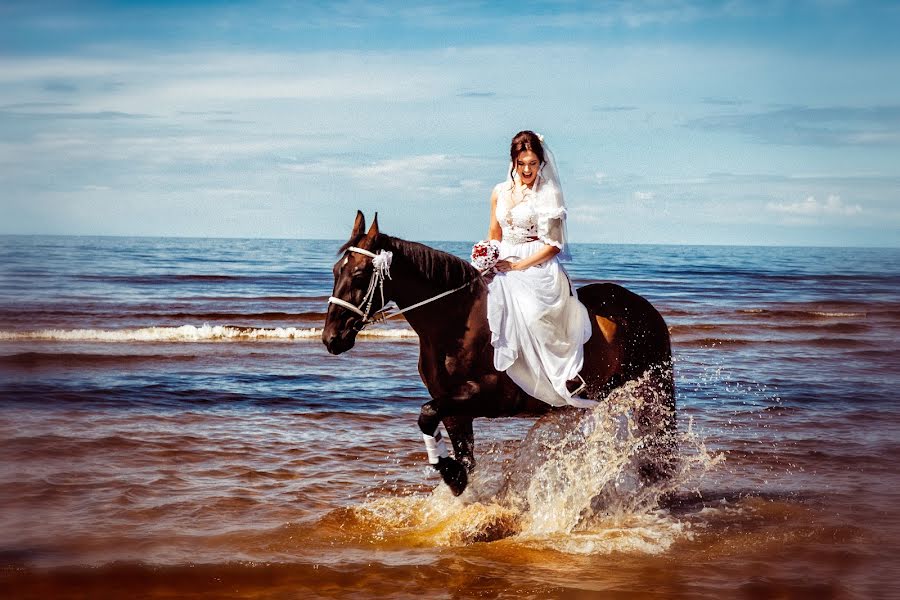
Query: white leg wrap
[{"left": 422, "top": 428, "right": 449, "bottom": 465}]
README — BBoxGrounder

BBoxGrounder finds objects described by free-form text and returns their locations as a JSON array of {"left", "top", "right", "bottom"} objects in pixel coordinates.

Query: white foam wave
[{"left": 0, "top": 324, "right": 417, "bottom": 342}]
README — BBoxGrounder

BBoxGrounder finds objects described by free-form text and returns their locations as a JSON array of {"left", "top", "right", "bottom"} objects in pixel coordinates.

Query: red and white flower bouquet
[{"left": 470, "top": 239, "right": 501, "bottom": 272}]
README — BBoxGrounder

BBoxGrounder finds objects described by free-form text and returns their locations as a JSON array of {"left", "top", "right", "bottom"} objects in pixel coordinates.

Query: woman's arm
[
  {"left": 495, "top": 244, "right": 560, "bottom": 272},
  {"left": 488, "top": 188, "right": 502, "bottom": 241}
]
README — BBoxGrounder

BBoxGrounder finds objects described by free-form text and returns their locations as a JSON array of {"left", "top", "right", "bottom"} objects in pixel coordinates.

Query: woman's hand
[
  {"left": 494, "top": 259, "right": 518, "bottom": 273},
  {"left": 497, "top": 246, "right": 561, "bottom": 273},
  {"left": 483, "top": 258, "right": 518, "bottom": 283},
  {"left": 487, "top": 246, "right": 560, "bottom": 281}
]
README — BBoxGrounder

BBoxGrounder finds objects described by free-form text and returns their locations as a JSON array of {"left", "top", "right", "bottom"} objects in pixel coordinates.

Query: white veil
[{"left": 506, "top": 133, "right": 571, "bottom": 261}]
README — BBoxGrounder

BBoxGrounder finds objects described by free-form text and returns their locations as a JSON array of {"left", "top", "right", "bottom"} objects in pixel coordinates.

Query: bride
[{"left": 482, "top": 130, "right": 594, "bottom": 409}]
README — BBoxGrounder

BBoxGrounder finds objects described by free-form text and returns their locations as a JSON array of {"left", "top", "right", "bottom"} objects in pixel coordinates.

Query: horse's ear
[
  {"left": 365, "top": 212, "right": 379, "bottom": 240},
  {"left": 351, "top": 210, "right": 366, "bottom": 238}
]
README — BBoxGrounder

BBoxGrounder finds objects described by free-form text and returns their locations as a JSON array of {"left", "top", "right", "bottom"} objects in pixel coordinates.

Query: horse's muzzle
[{"left": 322, "top": 327, "right": 356, "bottom": 355}]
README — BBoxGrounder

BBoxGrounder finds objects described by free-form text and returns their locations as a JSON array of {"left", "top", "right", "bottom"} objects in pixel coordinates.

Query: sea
[{"left": 1, "top": 235, "right": 898, "bottom": 599}]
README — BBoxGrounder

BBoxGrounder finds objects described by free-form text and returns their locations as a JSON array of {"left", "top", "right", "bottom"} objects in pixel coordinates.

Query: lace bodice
[
  {"left": 500, "top": 199, "right": 539, "bottom": 244},
  {"left": 494, "top": 180, "right": 566, "bottom": 250}
]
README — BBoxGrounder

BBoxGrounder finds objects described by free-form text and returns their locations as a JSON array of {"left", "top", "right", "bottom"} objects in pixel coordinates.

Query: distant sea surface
[{"left": 1, "top": 236, "right": 899, "bottom": 599}]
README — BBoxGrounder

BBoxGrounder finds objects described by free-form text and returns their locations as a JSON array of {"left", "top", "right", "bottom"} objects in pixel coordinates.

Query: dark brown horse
[{"left": 323, "top": 211, "right": 676, "bottom": 495}]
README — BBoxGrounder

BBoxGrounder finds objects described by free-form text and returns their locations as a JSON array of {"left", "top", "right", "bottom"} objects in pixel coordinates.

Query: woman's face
[{"left": 515, "top": 150, "right": 540, "bottom": 188}]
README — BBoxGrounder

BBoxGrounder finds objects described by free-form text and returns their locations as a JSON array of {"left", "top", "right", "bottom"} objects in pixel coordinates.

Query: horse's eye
[{"left": 351, "top": 268, "right": 366, "bottom": 279}]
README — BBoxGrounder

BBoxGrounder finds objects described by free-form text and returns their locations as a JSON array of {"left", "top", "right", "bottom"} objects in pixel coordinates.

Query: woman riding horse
[{"left": 323, "top": 215, "right": 675, "bottom": 496}]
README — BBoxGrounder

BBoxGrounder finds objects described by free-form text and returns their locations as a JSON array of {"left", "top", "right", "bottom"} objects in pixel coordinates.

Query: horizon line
[{"left": 1, "top": 233, "right": 897, "bottom": 251}]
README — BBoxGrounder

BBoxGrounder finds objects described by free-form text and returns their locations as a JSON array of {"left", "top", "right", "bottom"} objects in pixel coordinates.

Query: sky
[{"left": 1, "top": 0, "right": 899, "bottom": 246}]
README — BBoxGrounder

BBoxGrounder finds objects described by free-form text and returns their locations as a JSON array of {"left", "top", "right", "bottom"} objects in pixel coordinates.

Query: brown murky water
[
  {"left": 1, "top": 238, "right": 898, "bottom": 598},
  {"left": 2, "top": 347, "right": 898, "bottom": 599}
]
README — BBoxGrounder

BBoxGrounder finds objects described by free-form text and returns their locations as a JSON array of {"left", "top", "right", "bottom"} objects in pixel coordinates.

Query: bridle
[
  {"left": 327, "top": 246, "right": 392, "bottom": 328},
  {"left": 327, "top": 246, "right": 476, "bottom": 331}
]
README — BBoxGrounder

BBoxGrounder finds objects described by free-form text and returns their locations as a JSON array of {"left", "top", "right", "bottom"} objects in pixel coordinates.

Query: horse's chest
[
  {"left": 417, "top": 353, "right": 485, "bottom": 401},
  {"left": 444, "top": 355, "right": 459, "bottom": 375}
]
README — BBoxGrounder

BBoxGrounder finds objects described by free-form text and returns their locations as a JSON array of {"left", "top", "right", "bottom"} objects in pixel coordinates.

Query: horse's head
[{"left": 322, "top": 211, "right": 389, "bottom": 355}]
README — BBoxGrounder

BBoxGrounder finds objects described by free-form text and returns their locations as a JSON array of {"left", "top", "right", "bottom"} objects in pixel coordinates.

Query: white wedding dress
[{"left": 486, "top": 176, "right": 595, "bottom": 408}]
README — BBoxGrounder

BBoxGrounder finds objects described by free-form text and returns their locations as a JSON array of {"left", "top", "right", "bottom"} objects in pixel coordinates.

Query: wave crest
[{"left": 0, "top": 324, "right": 417, "bottom": 342}]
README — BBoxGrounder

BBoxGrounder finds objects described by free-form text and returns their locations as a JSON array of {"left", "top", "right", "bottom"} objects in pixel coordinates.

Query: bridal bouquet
[{"left": 470, "top": 239, "right": 500, "bottom": 271}]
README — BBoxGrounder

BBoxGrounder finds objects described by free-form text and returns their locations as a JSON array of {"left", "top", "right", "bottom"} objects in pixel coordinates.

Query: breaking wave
[{"left": 0, "top": 324, "right": 417, "bottom": 342}]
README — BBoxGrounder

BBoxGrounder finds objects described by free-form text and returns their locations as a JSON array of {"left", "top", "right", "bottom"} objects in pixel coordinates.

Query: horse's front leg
[
  {"left": 443, "top": 416, "right": 475, "bottom": 472},
  {"left": 418, "top": 400, "right": 469, "bottom": 496}
]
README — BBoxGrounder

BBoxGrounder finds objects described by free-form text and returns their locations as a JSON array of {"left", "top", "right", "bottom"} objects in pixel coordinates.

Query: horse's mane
[{"left": 339, "top": 233, "right": 478, "bottom": 288}]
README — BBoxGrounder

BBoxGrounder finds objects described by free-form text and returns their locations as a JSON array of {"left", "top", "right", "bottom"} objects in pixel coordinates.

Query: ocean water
[{"left": 1, "top": 235, "right": 898, "bottom": 599}]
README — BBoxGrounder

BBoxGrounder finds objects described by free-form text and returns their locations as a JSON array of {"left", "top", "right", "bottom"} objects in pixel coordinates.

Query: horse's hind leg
[
  {"left": 634, "top": 363, "right": 677, "bottom": 483},
  {"left": 418, "top": 400, "right": 469, "bottom": 496}
]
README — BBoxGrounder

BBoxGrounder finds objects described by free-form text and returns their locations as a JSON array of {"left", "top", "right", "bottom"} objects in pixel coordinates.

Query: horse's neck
[{"left": 390, "top": 263, "right": 481, "bottom": 341}]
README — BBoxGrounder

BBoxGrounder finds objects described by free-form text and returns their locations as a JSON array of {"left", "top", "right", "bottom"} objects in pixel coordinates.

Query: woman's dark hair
[{"left": 509, "top": 130, "right": 545, "bottom": 181}]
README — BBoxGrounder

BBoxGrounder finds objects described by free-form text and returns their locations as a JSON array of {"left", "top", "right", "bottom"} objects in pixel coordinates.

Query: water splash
[{"left": 344, "top": 370, "right": 724, "bottom": 555}]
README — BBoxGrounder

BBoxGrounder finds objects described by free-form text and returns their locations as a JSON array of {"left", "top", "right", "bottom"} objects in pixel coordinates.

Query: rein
[{"left": 327, "top": 246, "right": 476, "bottom": 330}]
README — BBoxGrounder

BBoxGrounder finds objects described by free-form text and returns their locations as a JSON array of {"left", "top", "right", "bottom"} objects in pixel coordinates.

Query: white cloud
[
  {"left": 0, "top": 57, "right": 124, "bottom": 81},
  {"left": 570, "top": 204, "right": 607, "bottom": 224},
  {"left": 198, "top": 187, "right": 258, "bottom": 196},
  {"left": 279, "top": 154, "right": 491, "bottom": 197},
  {"left": 1, "top": 26, "right": 897, "bottom": 244},
  {"left": 499, "top": 0, "right": 771, "bottom": 30},
  {"left": 0, "top": 50, "right": 454, "bottom": 113},
  {"left": 16, "top": 132, "right": 308, "bottom": 165},
  {"left": 352, "top": 154, "right": 454, "bottom": 181},
  {"left": 766, "top": 194, "right": 862, "bottom": 217}
]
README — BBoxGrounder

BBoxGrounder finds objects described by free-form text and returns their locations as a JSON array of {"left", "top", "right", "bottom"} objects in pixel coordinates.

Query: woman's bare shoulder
[{"left": 492, "top": 181, "right": 510, "bottom": 196}]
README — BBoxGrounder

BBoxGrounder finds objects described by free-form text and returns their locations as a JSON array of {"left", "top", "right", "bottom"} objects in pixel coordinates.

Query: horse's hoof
[{"left": 437, "top": 456, "right": 468, "bottom": 496}]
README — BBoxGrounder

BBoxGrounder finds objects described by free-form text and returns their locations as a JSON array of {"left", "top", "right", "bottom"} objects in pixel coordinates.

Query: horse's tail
[{"left": 576, "top": 282, "right": 677, "bottom": 481}]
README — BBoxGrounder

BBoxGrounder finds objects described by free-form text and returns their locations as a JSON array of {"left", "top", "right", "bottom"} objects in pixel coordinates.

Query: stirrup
[{"left": 567, "top": 373, "right": 587, "bottom": 398}]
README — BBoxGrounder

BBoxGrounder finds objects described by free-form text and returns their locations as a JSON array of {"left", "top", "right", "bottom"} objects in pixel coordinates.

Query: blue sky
[{"left": 1, "top": 0, "right": 899, "bottom": 246}]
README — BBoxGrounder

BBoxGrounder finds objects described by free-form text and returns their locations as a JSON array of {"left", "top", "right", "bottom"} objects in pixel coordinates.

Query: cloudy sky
[{"left": 2, "top": 0, "right": 899, "bottom": 246}]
